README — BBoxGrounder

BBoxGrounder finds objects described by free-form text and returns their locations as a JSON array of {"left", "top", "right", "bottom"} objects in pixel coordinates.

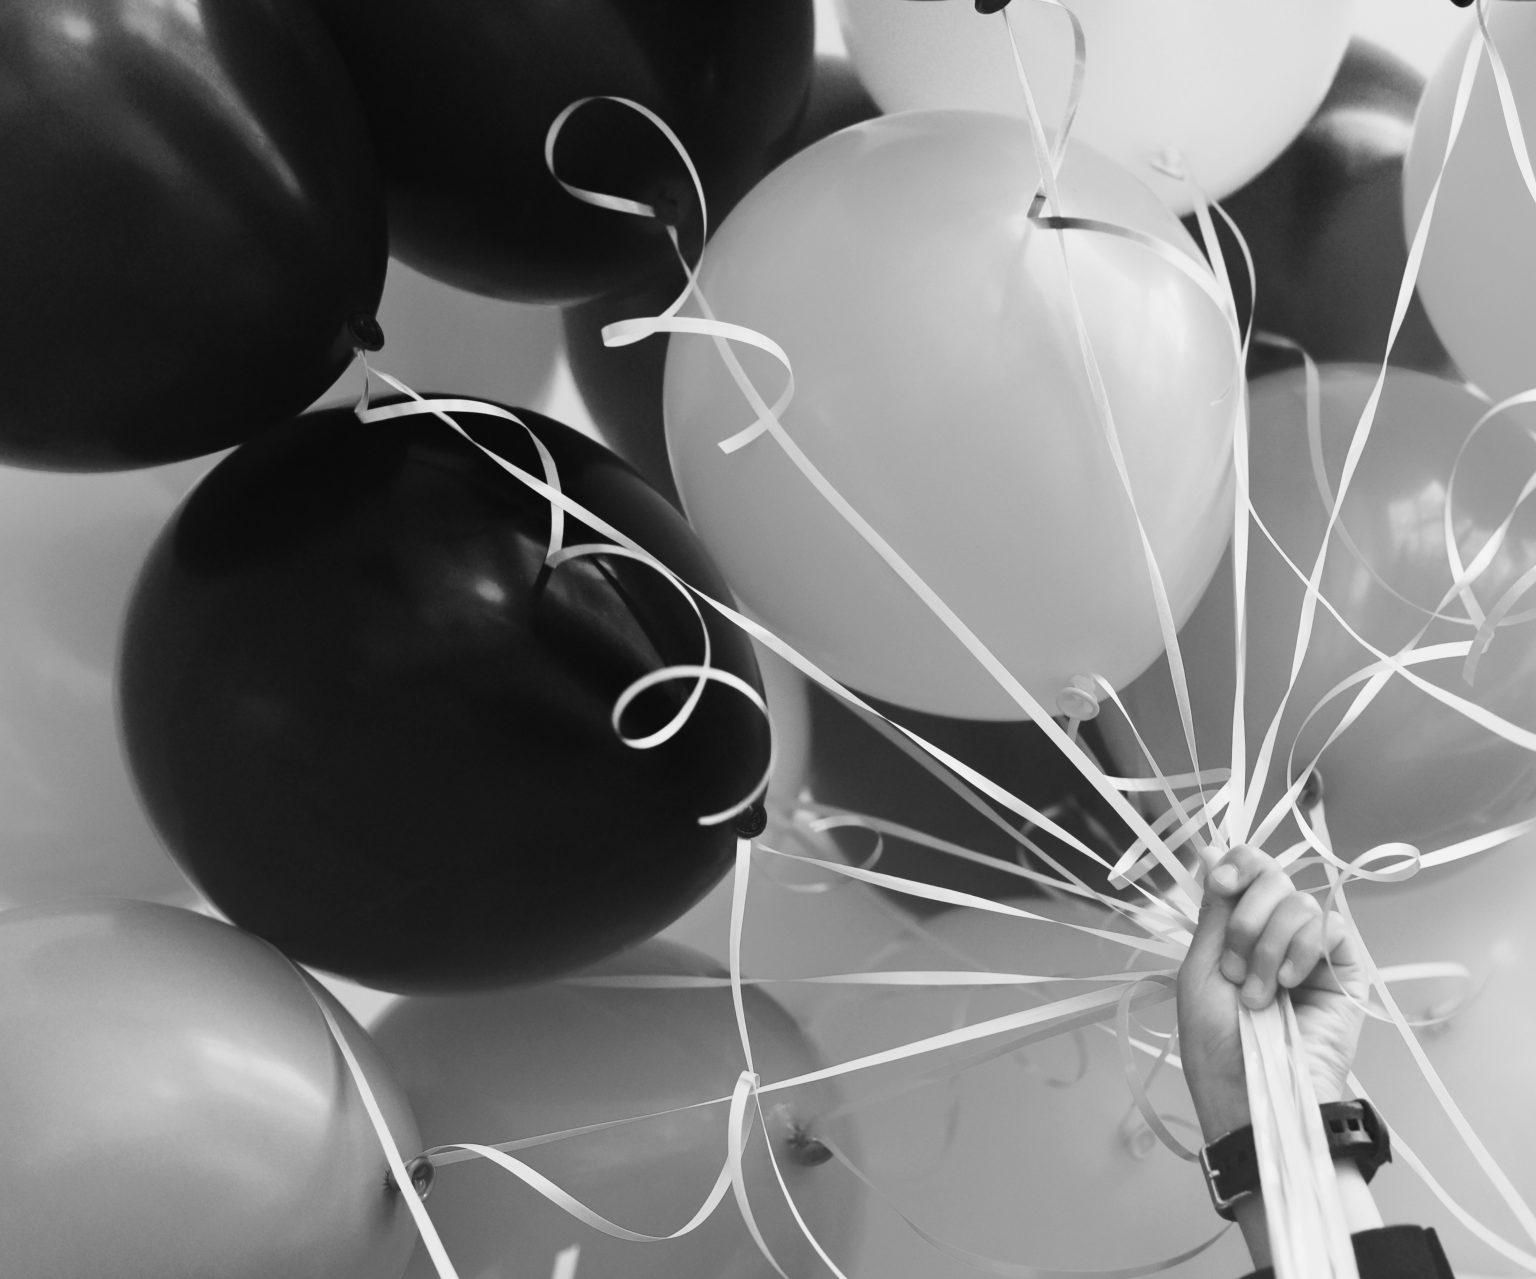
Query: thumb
[{"left": 1183, "top": 875, "right": 1238, "bottom": 981}]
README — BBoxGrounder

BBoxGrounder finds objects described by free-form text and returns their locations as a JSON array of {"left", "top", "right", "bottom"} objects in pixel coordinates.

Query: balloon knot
[
  {"left": 643, "top": 178, "right": 690, "bottom": 229},
  {"left": 1149, "top": 148, "right": 1188, "bottom": 182},
  {"left": 788, "top": 1129, "right": 834, "bottom": 1166},
  {"left": 734, "top": 801, "right": 769, "bottom": 839},
  {"left": 1055, "top": 675, "right": 1101, "bottom": 721},
  {"left": 388, "top": 1155, "right": 435, "bottom": 1201},
  {"left": 348, "top": 313, "right": 385, "bottom": 353},
  {"left": 1299, "top": 768, "right": 1325, "bottom": 811}
]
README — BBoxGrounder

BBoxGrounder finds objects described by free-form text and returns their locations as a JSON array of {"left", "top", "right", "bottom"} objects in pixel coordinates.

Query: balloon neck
[
  {"left": 733, "top": 800, "right": 769, "bottom": 839},
  {"left": 1149, "top": 148, "right": 1189, "bottom": 183},
  {"left": 766, "top": 1103, "right": 834, "bottom": 1167},
  {"left": 786, "top": 1126, "right": 834, "bottom": 1168},
  {"left": 1054, "top": 675, "right": 1101, "bottom": 723},
  {"left": 974, "top": 0, "right": 1012, "bottom": 13},
  {"left": 387, "top": 1154, "right": 436, "bottom": 1201},
  {"left": 348, "top": 313, "right": 385, "bottom": 353},
  {"left": 1298, "top": 768, "right": 1325, "bottom": 812},
  {"left": 643, "top": 177, "right": 692, "bottom": 230}
]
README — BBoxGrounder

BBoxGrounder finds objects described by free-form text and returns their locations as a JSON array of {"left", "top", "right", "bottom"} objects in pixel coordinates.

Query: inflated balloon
[
  {"left": 0, "top": 0, "right": 386, "bottom": 469},
  {"left": 307, "top": 0, "right": 814, "bottom": 304},
  {"left": 372, "top": 938, "right": 864, "bottom": 1279},
  {"left": 661, "top": 848, "right": 916, "bottom": 1020},
  {"left": 774, "top": 54, "right": 884, "bottom": 162},
  {"left": 816, "top": 898, "right": 1249, "bottom": 1279},
  {"left": 1101, "top": 365, "right": 1536, "bottom": 864},
  {"left": 1345, "top": 831, "right": 1536, "bottom": 1277},
  {"left": 321, "top": 260, "right": 561, "bottom": 413},
  {"left": 797, "top": 690, "right": 1133, "bottom": 908},
  {"left": 0, "top": 461, "right": 209, "bottom": 907},
  {"left": 120, "top": 401, "right": 770, "bottom": 992},
  {"left": 562, "top": 55, "right": 880, "bottom": 505},
  {"left": 0, "top": 899, "right": 420, "bottom": 1279},
  {"left": 1197, "top": 40, "right": 1455, "bottom": 380},
  {"left": 564, "top": 271, "right": 686, "bottom": 507},
  {"left": 664, "top": 111, "right": 1237, "bottom": 720},
  {"left": 1407, "top": 7, "right": 1536, "bottom": 400},
  {"left": 834, "top": 0, "right": 1356, "bottom": 212}
]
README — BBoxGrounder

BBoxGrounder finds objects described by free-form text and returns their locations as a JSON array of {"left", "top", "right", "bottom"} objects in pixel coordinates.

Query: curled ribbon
[{"left": 353, "top": 363, "right": 772, "bottom": 829}]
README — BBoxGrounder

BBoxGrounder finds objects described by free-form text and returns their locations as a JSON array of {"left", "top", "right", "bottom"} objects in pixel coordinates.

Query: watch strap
[{"left": 1200, "top": 1099, "right": 1391, "bottom": 1220}]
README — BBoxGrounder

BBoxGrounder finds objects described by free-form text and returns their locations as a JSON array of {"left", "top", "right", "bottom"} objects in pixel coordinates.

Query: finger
[
  {"left": 1306, "top": 911, "right": 1367, "bottom": 999},
  {"left": 1277, "top": 913, "right": 1329, "bottom": 991},
  {"left": 1320, "top": 908, "right": 1363, "bottom": 972},
  {"left": 1222, "top": 864, "right": 1295, "bottom": 978},
  {"left": 1183, "top": 869, "right": 1239, "bottom": 981},
  {"left": 1242, "top": 891, "right": 1323, "bottom": 1008},
  {"left": 1204, "top": 844, "right": 1272, "bottom": 899}
]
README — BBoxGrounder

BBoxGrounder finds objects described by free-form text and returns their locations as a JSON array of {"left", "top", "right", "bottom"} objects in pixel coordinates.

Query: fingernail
[
  {"left": 1277, "top": 960, "right": 1297, "bottom": 987},
  {"left": 1220, "top": 949, "right": 1247, "bottom": 983},
  {"left": 1241, "top": 976, "right": 1267, "bottom": 1008},
  {"left": 1209, "top": 865, "right": 1237, "bottom": 892}
]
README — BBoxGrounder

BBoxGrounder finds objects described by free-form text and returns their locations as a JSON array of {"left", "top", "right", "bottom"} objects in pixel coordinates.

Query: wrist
[
  {"left": 1189, "top": 1075, "right": 1349, "bottom": 1145},
  {"left": 1187, "top": 1075, "right": 1251, "bottom": 1144}
]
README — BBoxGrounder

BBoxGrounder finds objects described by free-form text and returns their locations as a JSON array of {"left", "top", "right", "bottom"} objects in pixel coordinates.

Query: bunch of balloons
[
  {"left": 6, "top": 0, "right": 1536, "bottom": 1276},
  {"left": 1, "top": 2, "right": 817, "bottom": 1275}
]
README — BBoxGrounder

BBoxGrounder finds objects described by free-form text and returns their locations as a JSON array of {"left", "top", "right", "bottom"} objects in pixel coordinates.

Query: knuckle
[
  {"left": 1229, "top": 844, "right": 1266, "bottom": 872},
  {"left": 1256, "top": 863, "right": 1289, "bottom": 889},
  {"left": 1253, "top": 924, "right": 1292, "bottom": 965},
  {"left": 1225, "top": 911, "right": 1265, "bottom": 951}
]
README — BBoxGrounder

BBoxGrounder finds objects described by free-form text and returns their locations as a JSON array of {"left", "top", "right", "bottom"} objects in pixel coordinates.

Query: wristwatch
[{"left": 1199, "top": 1099, "right": 1391, "bottom": 1220}]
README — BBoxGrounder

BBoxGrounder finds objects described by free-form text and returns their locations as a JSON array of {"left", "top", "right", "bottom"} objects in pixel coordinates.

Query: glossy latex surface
[
  {"left": 1204, "top": 39, "right": 1455, "bottom": 379},
  {"left": 120, "top": 403, "right": 768, "bottom": 991},
  {"left": 563, "top": 54, "right": 883, "bottom": 508},
  {"left": 1104, "top": 365, "right": 1536, "bottom": 861},
  {"left": 373, "top": 938, "right": 862, "bottom": 1279},
  {"left": 0, "top": 899, "right": 419, "bottom": 1279},
  {"left": 0, "top": 0, "right": 386, "bottom": 468},
  {"left": 665, "top": 111, "right": 1236, "bottom": 719},
  {"left": 835, "top": 0, "right": 1354, "bottom": 212},
  {"left": 1407, "top": 6, "right": 1536, "bottom": 400},
  {"left": 308, "top": 0, "right": 814, "bottom": 304},
  {"left": 820, "top": 899, "right": 1249, "bottom": 1279}
]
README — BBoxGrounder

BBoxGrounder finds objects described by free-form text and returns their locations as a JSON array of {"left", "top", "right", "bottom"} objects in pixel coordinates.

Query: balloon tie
[
  {"left": 1055, "top": 675, "right": 1102, "bottom": 743},
  {"left": 347, "top": 313, "right": 385, "bottom": 353},
  {"left": 386, "top": 1155, "right": 437, "bottom": 1202}
]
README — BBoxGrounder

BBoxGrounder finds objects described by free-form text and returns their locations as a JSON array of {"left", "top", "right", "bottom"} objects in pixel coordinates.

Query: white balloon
[
  {"left": 834, "top": 0, "right": 1357, "bottom": 211},
  {"left": 1405, "top": 7, "right": 1536, "bottom": 400}
]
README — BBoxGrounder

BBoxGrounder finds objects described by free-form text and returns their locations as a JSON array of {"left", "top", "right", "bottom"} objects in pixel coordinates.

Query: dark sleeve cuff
[{"left": 1240, "top": 1226, "right": 1454, "bottom": 1279}]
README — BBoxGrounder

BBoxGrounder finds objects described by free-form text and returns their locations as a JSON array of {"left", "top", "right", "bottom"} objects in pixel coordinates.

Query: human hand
[{"left": 1176, "top": 845, "right": 1368, "bottom": 1141}]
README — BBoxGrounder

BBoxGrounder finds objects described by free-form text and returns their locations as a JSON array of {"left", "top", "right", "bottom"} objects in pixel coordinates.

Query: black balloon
[
  {"left": 0, "top": 0, "right": 386, "bottom": 470},
  {"left": 775, "top": 55, "right": 884, "bottom": 162},
  {"left": 1189, "top": 39, "right": 1457, "bottom": 380},
  {"left": 564, "top": 271, "right": 686, "bottom": 507},
  {"left": 306, "top": 0, "right": 815, "bottom": 304},
  {"left": 803, "top": 690, "right": 1133, "bottom": 912},
  {"left": 119, "top": 400, "right": 769, "bottom": 992},
  {"left": 563, "top": 56, "right": 881, "bottom": 502}
]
